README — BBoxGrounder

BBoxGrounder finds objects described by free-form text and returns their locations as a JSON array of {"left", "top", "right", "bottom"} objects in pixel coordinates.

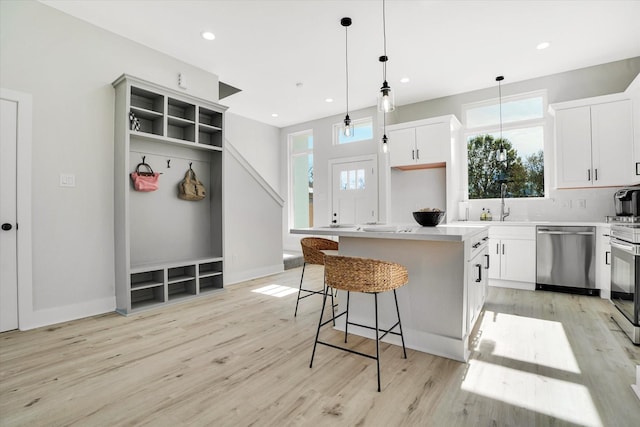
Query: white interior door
[
  {"left": 0, "top": 98, "right": 19, "bottom": 332},
  {"left": 331, "top": 158, "right": 377, "bottom": 225}
]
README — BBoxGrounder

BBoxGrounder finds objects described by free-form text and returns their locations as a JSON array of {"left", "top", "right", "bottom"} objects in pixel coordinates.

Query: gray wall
[{"left": 1, "top": 0, "right": 282, "bottom": 326}]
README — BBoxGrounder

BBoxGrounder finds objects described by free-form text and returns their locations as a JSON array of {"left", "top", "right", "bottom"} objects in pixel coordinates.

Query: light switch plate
[{"left": 59, "top": 173, "right": 76, "bottom": 187}]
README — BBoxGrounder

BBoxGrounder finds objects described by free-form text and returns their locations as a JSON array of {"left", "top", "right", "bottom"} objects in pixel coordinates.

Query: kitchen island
[{"left": 291, "top": 224, "right": 489, "bottom": 362}]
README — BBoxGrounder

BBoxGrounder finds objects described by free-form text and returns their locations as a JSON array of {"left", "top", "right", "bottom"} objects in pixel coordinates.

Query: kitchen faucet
[{"left": 500, "top": 182, "right": 510, "bottom": 221}]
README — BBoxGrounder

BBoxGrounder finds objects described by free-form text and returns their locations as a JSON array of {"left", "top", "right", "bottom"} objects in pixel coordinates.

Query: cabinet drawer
[{"left": 489, "top": 226, "right": 535, "bottom": 240}]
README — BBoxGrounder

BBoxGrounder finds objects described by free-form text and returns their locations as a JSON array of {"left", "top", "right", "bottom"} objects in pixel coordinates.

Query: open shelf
[
  {"left": 130, "top": 270, "right": 164, "bottom": 290},
  {"left": 200, "top": 275, "right": 223, "bottom": 293},
  {"left": 131, "top": 286, "right": 165, "bottom": 310},
  {"left": 168, "top": 265, "right": 196, "bottom": 284},
  {"left": 168, "top": 279, "right": 197, "bottom": 300}
]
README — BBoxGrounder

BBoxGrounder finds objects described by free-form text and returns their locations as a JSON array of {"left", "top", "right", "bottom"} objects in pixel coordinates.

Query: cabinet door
[
  {"left": 389, "top": 128, "right": 416, "bottom": 167},
  {"left": 415, "top": 122, "right": 449, "bottom": 164},
  {"left": 591, "top": 100, "right": 633, "bottom": 187},
  {"left": 596, "top": 227, "right": 611, "bottom": 298},
  {"left": 487, "top": 238, "right": 501, "bottom": 280},
  {"left": 555, "top": 106, "right": 593, "bottom": 188},
  {"left": 501, "top": 239, "right": 536, "bottom": 283}
]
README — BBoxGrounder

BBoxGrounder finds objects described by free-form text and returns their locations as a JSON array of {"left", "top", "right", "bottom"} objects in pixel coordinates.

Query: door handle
[
  {"left": 484, "top": 253, "right": 490, "bottom": 269},
  {"left": 412, "top": 149, "right": 415, "bottom": 160},
  {"left": 416, "top": 149, "right": 419, "bottom": 160},
  {"left": 476, "top": 264, "right": 482, "bottom": 282},
  {"left": 1, "top": 223, "right": 12, "bottom": 231},
  {"left": 605, "top": 251, "right": 610, "bottom": 265},
  {"left": 595, "top": 168, "right": 598, "bottom": 181},
  {"left": 502, "top": 244, "right": 505, "bottom": 255},
  {"left": 587, "top": 169, "right": 591, "bottom": 181}
]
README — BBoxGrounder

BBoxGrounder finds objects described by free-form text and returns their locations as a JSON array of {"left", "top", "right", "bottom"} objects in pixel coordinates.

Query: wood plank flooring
[{"left": 1, "top": 266, "right": 639, "bottom": 426}]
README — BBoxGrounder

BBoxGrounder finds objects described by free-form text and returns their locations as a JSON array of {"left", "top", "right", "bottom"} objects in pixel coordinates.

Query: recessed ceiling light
[
  {"left": 325, "top": 98, "right": 334, "bottom": 103},
  {"left": 201, "top": 31, "right": 215, "bottom": 41},
  {"left": 536, "top": 41, "right": 550, "bottom": 50},
  {"left": 271, "top": 113, "right": 279, "bottom": 118},
  {"left": 400, "top": 77, "right": 410, "bottom": 83}
]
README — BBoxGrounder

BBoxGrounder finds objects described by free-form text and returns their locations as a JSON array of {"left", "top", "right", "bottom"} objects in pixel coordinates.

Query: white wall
[{"left": 0, "top": 0, "right": 282, "bottom": 328}]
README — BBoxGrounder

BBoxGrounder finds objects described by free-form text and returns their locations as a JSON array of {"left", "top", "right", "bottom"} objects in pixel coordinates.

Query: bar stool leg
[
  {"left": 344, "top": 291, "right": 350, "bottom": 343},
  {"left": 393, "top": 289, "right": 407, "bottom": 359},
  {"left": 310, "top": 285, "right": 330, "bottom": 369},
  {"left": 374, "top": 292, "right": 381, "bottom": 392},
  {"left": 294, "top": 262, "right": 306, "bottom": 317}
]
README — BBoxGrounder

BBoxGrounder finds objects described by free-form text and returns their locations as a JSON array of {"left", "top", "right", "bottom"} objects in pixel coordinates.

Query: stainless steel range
[{"left": 610, "top": 220, "right": 640, "bottom": 344}]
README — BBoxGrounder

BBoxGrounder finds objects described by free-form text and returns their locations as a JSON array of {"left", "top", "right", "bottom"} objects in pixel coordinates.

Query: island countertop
[{"left": 290, "top": 223, "right": 488, "bottom": 242}]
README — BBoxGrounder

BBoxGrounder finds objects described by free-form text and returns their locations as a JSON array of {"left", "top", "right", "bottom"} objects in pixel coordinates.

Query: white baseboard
[
  {"left": 224, "top": 263, "right": 284, "bottom": 286},
  {"left": 21, "top": 296, "right": 116, "bottom": 331}
]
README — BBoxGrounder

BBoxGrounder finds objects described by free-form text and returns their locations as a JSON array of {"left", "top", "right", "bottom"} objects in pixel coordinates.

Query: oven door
[{"left": 610, "top": 238, "right": 640, "bottom": 326}]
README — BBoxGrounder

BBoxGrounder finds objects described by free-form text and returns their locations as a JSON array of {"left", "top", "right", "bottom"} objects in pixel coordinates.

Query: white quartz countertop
[
  {"left": 290, "top": 224, "right": 488, "bottom": 242},
  {"left": 451, "top": 220, "right": 609, "bottom": 227}
]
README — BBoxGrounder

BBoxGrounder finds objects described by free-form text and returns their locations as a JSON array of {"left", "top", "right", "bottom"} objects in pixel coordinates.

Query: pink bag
[{"left": 130, "top": 161, "right": 159, "bottom": 192}]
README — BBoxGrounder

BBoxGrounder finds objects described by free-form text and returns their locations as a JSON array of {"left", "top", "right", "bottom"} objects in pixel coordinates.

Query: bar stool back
[
  {"left": 309, "top": 255, "right": 409, "bottom": 392},
  {"left": 294, "top": 237, "right": 339, "bottom": 317}
]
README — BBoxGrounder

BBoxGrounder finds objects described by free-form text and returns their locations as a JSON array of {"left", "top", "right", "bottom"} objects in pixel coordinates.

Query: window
[
  {"left": 340, "top": 168, "right": 366, "bottom": 190},
  {"left": 289, "top": 130, "right": 314, "bottom": 228},
  {"left": 464, "top": 91, "right": 546, "bottom": 199},
  {"left": 333, "top": 117, "right": 373, "bottom": 145}
]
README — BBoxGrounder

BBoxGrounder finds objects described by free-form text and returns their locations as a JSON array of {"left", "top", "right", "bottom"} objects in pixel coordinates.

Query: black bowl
[{"left": 412, "top": 211, "right": 445, "bottom": 227}]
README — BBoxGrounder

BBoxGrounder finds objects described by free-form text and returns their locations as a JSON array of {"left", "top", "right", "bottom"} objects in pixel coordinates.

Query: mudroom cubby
[{"left": 113, "top": 74, "right": 227, "bottom": 315}]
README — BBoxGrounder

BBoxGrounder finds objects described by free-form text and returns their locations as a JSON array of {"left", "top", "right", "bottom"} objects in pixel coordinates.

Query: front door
[
  {"left": 331, "top": 158, "right": 377, "bottom": 225},
  {"left": 0, "top": 97, "right": 19, "bottom": 332}
]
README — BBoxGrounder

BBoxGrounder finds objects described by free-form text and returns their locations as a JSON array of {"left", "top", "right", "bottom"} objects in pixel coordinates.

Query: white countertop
[
  {"left": 451, "top": 220, "right": 608, "bottom": 227},
  {"left": 290, "top": 224, "right": 488, "bottom": 242}
]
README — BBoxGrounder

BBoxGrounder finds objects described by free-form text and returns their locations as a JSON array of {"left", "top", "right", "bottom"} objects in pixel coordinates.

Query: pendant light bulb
[
  {"left": 378, "top": 80, "right": 395, "bottom": 113},
  {"left": 343, "top": 114, "right": 353, "bottom": 137},
  {"left": 496, "top": 147, "right": 507, "bottom": 162}
]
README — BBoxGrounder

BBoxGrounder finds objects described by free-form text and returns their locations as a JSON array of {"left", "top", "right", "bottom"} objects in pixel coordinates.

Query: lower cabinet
[
  {"left": 126, "top": 258, "right": 223, "bottom": 313},
  {"left": 467, "top": 244, "right": 489, "bottom": 333},
  {"left": 488, "top": 226, "right": 536, "bottom": 288}
]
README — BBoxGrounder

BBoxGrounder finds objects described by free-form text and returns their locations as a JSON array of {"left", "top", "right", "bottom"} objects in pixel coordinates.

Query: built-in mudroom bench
[{"left": 112, "top": 74, "right": 227, "bottom": 315}]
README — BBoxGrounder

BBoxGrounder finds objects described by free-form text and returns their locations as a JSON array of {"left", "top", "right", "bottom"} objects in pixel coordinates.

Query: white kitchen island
[{"left": 291, "top": 224, "right": 489, "bottom": 362}]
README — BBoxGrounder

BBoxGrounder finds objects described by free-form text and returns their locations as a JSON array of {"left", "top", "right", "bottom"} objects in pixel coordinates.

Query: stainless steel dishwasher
[{"left": 536, "top": 226, "right": 597, "bottom": 295}]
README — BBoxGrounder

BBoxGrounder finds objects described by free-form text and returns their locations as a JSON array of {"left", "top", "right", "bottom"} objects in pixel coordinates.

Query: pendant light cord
[
  {"left": 382, "top": 0, "right": 388, "bottom": 81},
  {"left": 345, "top": 23, "right": 349, "bottom": 115},
  {"left": 498, "top": 79, "right": 503, "bottom": 140}
]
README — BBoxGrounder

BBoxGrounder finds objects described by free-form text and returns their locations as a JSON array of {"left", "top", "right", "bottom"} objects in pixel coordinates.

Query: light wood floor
[{"left": 1, "top": 266, "right": 639, "bottom": 426}]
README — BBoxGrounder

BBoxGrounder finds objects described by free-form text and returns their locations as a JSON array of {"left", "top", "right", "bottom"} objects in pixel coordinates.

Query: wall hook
[
  {"left": 167, "top": 159, "right": 171, "bottom": 168},
  {"left": 189, "top": 162, "right": 193, "bottom": 170},
  {"left": 142, "top": 155, "right": 146, "bottom": 164}
]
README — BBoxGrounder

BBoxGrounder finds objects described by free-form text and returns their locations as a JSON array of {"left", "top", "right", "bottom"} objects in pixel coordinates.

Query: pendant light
[
  {"left": 341, "top": 17, "right": 353, "bottom": 137},
  {"left": 377, "top": 0, "right": 395, "bottom": 113},
  {"left": 496, "top": 75, "right": 507, "bottom": 162}
]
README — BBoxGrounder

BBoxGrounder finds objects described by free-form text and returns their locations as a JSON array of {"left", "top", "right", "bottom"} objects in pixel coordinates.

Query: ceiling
[{"left": 40, "top": 0, "right": 640, "bottom": 128}]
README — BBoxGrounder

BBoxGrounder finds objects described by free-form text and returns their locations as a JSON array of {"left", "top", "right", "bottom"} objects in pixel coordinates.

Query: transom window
[
  {"left": 463, "top": 90, "right": 546, "bottom": 199},
  {"left": 333, "top": 117, "right": 373, "bottom": 145}
]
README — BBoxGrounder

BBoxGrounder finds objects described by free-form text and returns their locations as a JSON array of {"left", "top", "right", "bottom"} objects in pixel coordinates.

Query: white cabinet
[
  {"left": 487, "top": 226, "right": 536, "bottom": 289},
  {"left": 552, "top": 97, "right": 633, "bottom": 188},
  {"left": 389, "top": 122, "right": 449, "bottom": 168},
  {"left": 387, "top": 115, "right": 459, "bottom": 169},
  {"left": 625, "top": 74, "right": 640, "bottom": 184},
  {"left": 113, "top": 74, "right": 227, "bottom": 314},
  {"left": 596, "top": 225, "right": 611, "bottom": 299},
  {"left": 467, "top": 243, "right": 489, "bottom": 333}
]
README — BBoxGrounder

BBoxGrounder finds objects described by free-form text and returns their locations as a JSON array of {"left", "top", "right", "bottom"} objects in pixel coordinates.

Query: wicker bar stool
[
  {"left": 309, "top": 255, "right": 409, "bottom": 392},
  {"left": 294, "top": 237, "right": 339, "bottom": 317}
]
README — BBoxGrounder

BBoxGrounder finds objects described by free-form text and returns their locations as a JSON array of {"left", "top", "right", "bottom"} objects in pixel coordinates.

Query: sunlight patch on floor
[
  {"left": 480, "top": 311, "right": 581, "bottom": 374},
  {"left": 462, "top": 359, "right": 603, "bottom": 427},
  {"left": 252, "top": 284, "right": 298, "bottom": 298}
]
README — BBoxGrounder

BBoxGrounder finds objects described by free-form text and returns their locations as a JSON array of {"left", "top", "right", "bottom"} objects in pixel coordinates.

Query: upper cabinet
[
  {"left": 550, "top": 94, "right": 633, "bottom": 188},
  {"left": 625, "top": 74, "right": 640, "bottom": 185},
  {"left": 387, "top": 115, "right": 460, "bottom": 170}
]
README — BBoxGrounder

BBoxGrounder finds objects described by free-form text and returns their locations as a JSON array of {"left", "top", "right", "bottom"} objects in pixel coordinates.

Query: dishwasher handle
[{"left": 537, "top": 229, "right": 595, "bottom": 236}]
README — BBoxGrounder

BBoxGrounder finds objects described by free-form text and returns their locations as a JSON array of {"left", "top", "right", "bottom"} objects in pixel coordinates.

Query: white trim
[
  {"left": 225, "top": 140, "right": 284, "bottom": 207},
  {"left": 287, "top": 128, "right": 314, "bottom": 230},
  {"left": 223, "top": 263, "right": 284, "bottom": 286},
  {"left": 22, "top": 297, "right": 116, "bottom": 331},
  {"left": 1, "top": 88, "right": 33, "bottom": 331}
]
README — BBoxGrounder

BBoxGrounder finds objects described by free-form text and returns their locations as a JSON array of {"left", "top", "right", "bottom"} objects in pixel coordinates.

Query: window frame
[
  {"left": 462, "top": 89, "right": 549, "bottom": 200},
  {"left": 288, "top": 129, "right": 314, "bottom": 229},
  {"left": 332, "top": 116, "right": 374, "bottom": 146}
]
